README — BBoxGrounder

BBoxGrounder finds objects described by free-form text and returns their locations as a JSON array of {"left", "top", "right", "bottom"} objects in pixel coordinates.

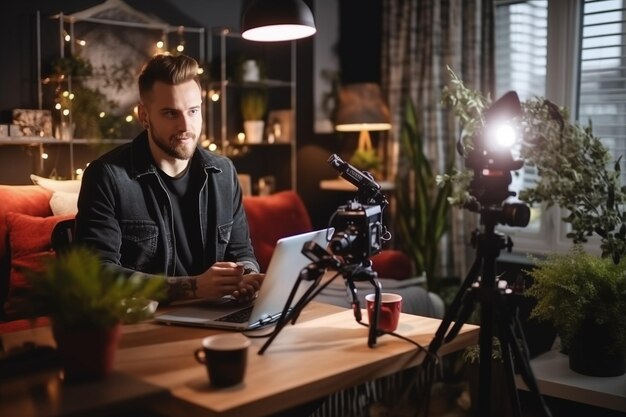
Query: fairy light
[
  {"left": 68, "top": 93, "right": 75, "bottom": 100},
  {"left": 197, "top": 67, "right": 204, "bottom": 75},
  {"left": 208, "top": 143, "right": 218, "bottom": 152},
  {"left": 64, "top": 33, "right": 71, "bottom": 42},
  {"left": 125, "top": 115, "right": 134, "bottom": 123},
  {"left": 62, "top": 91, "right": 70, "bottom": 97},
  {"left": 41, "top": 152, "right": 49, "bottom": 160},
  {"left": 77, "top": 39, "right": 86, "bottom": 46},
  {"left": 237, "top": 132, "right": 245, "bottom": 143},
  {"left": 55, "top": 103, "right": 62, "bottom": 110},
  {"left": 210, "top": 91, "right": 220, "bottom": 102},
  {"left": 99, "top": 112, "right": 106, "bottom": 118},
  {"left": 156, "top": 40, "right": 164, "bottom": 49},
  {"left": 176, "top": 26, "right": 185, "bottom": 53},
  {"left": 62, "top": 109, "right": 70, "bottom": 116}
]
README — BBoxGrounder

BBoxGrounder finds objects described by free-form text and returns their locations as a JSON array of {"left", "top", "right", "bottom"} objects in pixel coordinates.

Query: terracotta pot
[
  {"left": 568, "top": 319, "right": 626, "bottom": 377},
  {"left": 52, "top": 323, "right": 122, "bottom": 381}
]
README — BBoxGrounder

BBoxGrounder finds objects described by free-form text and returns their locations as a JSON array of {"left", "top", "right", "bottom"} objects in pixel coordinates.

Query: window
[{"left": 494, "top": 0, "right": 626, "bottom": 256}]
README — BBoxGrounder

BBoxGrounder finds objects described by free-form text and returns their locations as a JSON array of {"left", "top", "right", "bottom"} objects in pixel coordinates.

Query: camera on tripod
[
  {"left": 459, "top": 90, "right": 530, "bottom": 227},
  {"left": 326, "top": 154, "right": 389, "bottom": 263}
]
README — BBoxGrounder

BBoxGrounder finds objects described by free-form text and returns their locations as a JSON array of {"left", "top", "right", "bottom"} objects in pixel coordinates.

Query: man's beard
[{"left": 148, "top": 122, "right": 197, "bottom": 160}]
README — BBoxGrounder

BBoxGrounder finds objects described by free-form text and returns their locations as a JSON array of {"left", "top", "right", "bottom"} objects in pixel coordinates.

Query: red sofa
[{"left": 0, "top": 187, "right": 414, "bottom": 332}]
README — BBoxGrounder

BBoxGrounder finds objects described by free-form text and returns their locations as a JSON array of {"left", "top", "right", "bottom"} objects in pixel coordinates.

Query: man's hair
[{"left": 138, "top": 54, "right": 200, "bottom": 100}]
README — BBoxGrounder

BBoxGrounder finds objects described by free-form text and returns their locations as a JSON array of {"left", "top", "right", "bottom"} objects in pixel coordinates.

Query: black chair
[{"left": 51, "top": 218, "right": 76, "bottom": 254}]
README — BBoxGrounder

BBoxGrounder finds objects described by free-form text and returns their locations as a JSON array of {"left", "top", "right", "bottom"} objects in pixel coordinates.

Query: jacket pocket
[
  {"left": 217, "top": 221, "right": 233, "bottom": 259},
  {"left": 120, "top": 220, "right": 159, "bottom": 270}
]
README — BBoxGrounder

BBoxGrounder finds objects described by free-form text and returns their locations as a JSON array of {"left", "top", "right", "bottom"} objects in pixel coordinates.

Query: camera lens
[
  {"left": 501, "top": 202, "right": 530, "bottom": 227},
  {"left": 330, "top": 232, "right": 357, "bottom": 255}
]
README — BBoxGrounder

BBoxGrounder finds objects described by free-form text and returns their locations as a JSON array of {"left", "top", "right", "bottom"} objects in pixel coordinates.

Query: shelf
[
  {"left": 515, "top": 349, "right": 626, "bottom": 412},
  {"left": 320, "top": 178, "right": 396, "bottom": 192},
  {"left": 0, "top": 137, "right": 131, "bottom": 145},
  {"left": 211, "top": 79, "right": 294, "bottom": 89}
]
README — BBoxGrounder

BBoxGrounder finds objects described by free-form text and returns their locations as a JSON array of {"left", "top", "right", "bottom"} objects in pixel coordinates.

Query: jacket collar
[{"left": 130, "top": 131, "right": 222, "bottom": 179}]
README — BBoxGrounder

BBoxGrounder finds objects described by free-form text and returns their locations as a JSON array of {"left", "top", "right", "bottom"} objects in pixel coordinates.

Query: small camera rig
[
  {"left": 326, "top": 154, "right": 389, "bottom": 263},
  {"left": 258, "top": 155, "right": 389, "bottom": 354}
]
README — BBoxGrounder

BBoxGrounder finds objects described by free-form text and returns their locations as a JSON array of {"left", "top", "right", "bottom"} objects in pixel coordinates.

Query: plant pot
[
  {"left": 568, "top": 319, "right": 626, "bottom": 377},
  {"left": 53, "top": 323, "right": 122, "bottom": 381},
  {"left": 244, "top": 120, "right": 264, "bottom": 144}
]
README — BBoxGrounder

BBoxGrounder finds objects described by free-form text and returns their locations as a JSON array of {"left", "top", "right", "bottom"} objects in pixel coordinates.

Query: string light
[
  {"left": 41, "top": 152, "right": 49, "bottom": 160},
  {"left": 176, "top": 26, "right": 185, "bottom": 53},
  {"left": 210, "top": 91, "right": 220, "bottom": 102},
  {"left": 125, "top": 115, "right": 134, "bottom": 123},
  {"left": 64, "top": 33, "right": 71, "bottom": 42},
  {"left": 62, "top": 109, "right": 70, "bottom": 116},
  {"left": 99, "top": 112, "right": 106, "bottom": 118}
]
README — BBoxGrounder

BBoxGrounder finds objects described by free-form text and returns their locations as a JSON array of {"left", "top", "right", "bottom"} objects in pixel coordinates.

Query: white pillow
[
  {"left": 30, "top": 174, "right": 82, "bottom": 193},
  {"left": 49, "top": 191, "right": 79, "bottom": 216}
]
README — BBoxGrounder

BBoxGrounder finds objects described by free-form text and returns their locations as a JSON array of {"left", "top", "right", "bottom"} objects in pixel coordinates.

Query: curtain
[{"left": 381, "top": 0, "right": 495, "bottom": 279}]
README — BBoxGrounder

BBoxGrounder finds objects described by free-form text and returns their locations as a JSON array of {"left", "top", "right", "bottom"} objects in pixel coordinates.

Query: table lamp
[
  {"left": 241, "top": 0, "right": 316, "bottom": 42},
  {"left": 334, "top": 83, "right": 392, "bottom": 175}
]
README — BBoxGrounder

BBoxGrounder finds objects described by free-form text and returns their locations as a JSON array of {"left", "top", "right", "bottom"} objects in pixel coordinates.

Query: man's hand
[
  {"left": 194, "top": 262, "right": 252, "bottom": 300},
  {"left": 232, "top": 273, "right": 265, "bottom": 303}
]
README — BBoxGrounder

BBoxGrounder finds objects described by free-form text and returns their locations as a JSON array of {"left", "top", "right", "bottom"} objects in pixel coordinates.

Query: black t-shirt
[{"left": 157, "top": 167, "right": 204, "bottom": 276}]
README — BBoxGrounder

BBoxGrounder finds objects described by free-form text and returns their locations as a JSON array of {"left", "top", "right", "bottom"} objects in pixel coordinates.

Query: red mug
[{"left": 366, "top": 293, "right": 402, "bottom": 333}]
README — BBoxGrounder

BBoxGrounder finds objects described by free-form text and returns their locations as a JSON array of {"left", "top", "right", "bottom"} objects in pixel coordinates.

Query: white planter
[{"left": 244, "top": 120, "right": 265, "bottom": 144}]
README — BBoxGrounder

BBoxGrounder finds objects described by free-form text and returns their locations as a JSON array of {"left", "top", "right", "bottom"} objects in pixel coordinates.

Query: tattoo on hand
[{"left": 167, "top": 277, "right": 198, "bottom": 300}]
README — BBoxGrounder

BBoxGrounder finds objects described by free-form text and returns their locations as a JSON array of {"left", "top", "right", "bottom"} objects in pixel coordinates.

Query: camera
[
  {"left": 459, "top": 91, "right": 530, "bottom": 228},
  {"left": 326, "top": 154, "right": 387, "bottom": 263}
]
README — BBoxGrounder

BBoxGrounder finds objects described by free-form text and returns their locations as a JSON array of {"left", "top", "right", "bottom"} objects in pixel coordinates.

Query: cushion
[
  {"left": 243, "top": 191, "right": 313, "bottom": 272},
  {"left": 0, "top": 185, "right": 53, "bottom": 317},
  {"left": 30, "top": 174, "right": 82, "bottom": 193},
  {"left": 4, "top": 212, "right": 75, "bottom": 318},
  {"left": 49, "top": 191, "right": 79, "bottom": 216}
]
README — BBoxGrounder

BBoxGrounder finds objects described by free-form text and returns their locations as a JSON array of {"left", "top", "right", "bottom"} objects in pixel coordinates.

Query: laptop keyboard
[{"left": 216, "top": 306, "right": 253, "bottom": 323}]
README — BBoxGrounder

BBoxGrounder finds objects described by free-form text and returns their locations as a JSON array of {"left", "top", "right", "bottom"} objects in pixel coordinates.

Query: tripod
[
  {"left": 424, "top": 209, "right": 552, "bottom": 417},
  {"left": 258, "top": 241, "right": 382, "bottom": 355}
]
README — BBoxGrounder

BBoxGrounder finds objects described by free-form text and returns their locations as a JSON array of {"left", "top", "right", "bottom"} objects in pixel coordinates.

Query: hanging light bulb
[{"left": 62, "top": 109, "right": 70, "bottom": 116}]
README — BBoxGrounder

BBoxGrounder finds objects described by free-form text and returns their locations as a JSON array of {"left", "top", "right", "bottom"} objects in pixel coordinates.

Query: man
[{"left": 75, "top": 53, "right": 262, "bottom": 303}]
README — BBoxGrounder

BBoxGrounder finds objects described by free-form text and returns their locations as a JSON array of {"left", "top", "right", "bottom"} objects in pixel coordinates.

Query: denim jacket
[{"left": 74, "top": 132, "right": 259, "bottom": 277}]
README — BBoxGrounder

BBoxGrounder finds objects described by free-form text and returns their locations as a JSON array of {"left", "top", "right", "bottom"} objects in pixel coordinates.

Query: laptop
[{"left": 154, "top": 228, "right": 334, "bottom": 330}]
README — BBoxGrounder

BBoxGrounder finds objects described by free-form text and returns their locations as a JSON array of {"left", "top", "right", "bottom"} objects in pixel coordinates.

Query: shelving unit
[{"left": 208, "top": 28, "right": 297, "bottom": 192}]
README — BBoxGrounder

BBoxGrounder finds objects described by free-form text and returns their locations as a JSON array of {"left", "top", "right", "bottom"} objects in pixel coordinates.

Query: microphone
[{"left": 327, "top": 154, "right": 388, "bottom": 206}]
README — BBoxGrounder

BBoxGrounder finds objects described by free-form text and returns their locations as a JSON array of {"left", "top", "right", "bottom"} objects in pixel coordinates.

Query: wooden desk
[{"left": 1, "top": 302, "right": 478, "bottom": 417}]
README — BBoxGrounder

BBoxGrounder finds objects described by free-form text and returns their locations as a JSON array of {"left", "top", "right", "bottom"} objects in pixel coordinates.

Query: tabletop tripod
[
  {"left": 258, "top": 240, "right": 382, "bottom": 354},
  {"left": 423, "top": 208, "right": 552, "bottom": 417}
]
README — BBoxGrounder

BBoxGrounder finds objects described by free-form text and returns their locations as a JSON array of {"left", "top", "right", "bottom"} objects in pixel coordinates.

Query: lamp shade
[
  {"left": 335, "top": 83, "right": 392, "bottom": 132},
  {"left": 241, "top": 0, "right": 316, "bottom": 42}
]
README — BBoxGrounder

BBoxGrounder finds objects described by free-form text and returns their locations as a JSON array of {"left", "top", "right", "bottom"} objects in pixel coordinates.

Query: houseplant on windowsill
[
  {"left": 25, "top": 246, "right": 165, "bottom": 381},
  {"left": 439, "top": 67, "right": 626, "bottom": 376}
]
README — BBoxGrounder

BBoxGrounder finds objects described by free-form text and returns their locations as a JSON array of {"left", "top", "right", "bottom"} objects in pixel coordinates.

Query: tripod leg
[
  {"left": 427, "top": 255, "right": 482, "bottom": 355},
  {"left": 498, "top": 329, "right": 523, "bottom": 417},
  {"left": 444, "top": 288, "right": 476, "bottom": 343},
  {"left": 506, "top": 315, "right": 553, "bottom": 417}
]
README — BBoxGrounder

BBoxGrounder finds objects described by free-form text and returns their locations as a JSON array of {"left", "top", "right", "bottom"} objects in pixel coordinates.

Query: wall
[{"left": 0, "top": 0, "right": 381, "bottom": 230}]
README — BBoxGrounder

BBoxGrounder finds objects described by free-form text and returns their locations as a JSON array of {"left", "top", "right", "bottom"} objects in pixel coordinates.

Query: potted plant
[
  {"left": 26, "top": 246, "right": 165, "bottom": 381},
  {"left": 240, "top": 87, "right": 268, "bottom": 143},
  {"left": 526, "top": 246, "right": 626, "bottom": 376},
  {"left": 440, "top": 67, "right": 626, "bottom": 376},
  {"left": 395, "top": 97, "right": 454, "bottom": 299}
]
